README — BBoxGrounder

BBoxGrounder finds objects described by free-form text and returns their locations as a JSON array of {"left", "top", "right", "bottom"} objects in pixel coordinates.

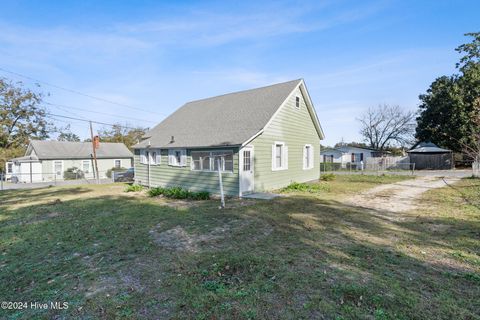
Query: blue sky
[{"left": 0, "top": 0, "right": 478, "bottom": 146}]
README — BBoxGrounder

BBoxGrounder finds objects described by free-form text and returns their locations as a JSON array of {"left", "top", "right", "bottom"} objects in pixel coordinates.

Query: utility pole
[{"left": 89, "top": 121, "right": 100, "bottom": 184}]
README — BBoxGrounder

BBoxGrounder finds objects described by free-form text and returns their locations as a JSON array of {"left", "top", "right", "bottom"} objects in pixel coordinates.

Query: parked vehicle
[{"left": 113, "top": 167, "right": 134, "bottom": 182}]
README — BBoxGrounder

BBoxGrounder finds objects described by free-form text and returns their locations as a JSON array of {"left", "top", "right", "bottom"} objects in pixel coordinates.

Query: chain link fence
[
  {"left": 320, "top": 156, "right": 416, "bottom": 175},
  {"left": 0, "top": 169, "right": 133, "bottom": 190}
]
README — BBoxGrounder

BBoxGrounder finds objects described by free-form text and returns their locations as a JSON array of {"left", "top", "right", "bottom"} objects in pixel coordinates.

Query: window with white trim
[
  {"left": 303, "top": 144, "right": 314, "bottom": 170},
  {"left": 82, "top": 160, "right": 91, "bottom": 173},
  {"left": 150, "top": 150, "right": 161, "bottom": 165},
  {"left": 114, "top": 159, "right": 121, "bottom": 168},
  {"left": 7, "top": 163, "right": 13, "bottom": 174},
  {"left": 272, "top": 142, "right": 288, "bottom": 171},
  {"left": 295, "top": 96, "right": 300, "bottom": 108},
  {"left": 53, "top": 161, "right": 63, "bottom": 176},
  {"left": 168, "top": 149, "right": 186, "bottom": 167},
  {"left": 140, "top": 149, "right": 147, "bottom": 164},
  {"left": 191, "top": 150, "right": 233, "bottom": 172}
]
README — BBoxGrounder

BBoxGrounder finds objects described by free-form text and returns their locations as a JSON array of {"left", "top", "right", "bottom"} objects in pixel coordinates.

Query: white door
[
  {"left": 240, "top": 146, "right": 254, "bottom": 195},
  {"left": 53, "top": 161, "right": 63, "bottom": 180}
]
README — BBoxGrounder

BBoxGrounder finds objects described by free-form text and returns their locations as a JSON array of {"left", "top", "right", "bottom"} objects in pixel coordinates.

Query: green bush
[
  {"left": 106, "top": 167, "right": 127, "bottom": 178},
  {"left": 63, "top": 167, "right": 85, "bottom": 180},
  {"left": 190, "top": 191, "right": 210, "bottom": 200},
  {"left": 283, "top": 182, "right": 311, "bottom": 192},
  {"left": 147, "top": 186, "right": 210, "bottom": 200},
  {"left": 147, "top": 187, "right": 165, "bottom": 197},
  {"left": 320, "top": 173, "right": 336, "bottom": 181},
  {"left": 124, "top": 184, "right": 144, "bottom": 192},
  {"left": 282, "top": 182, "right": 330, "bottom": 193}
]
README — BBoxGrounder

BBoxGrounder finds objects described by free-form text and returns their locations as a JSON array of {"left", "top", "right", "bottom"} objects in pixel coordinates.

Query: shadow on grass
[
  {"left": 0, "top": 190, "right": 478, "bottom": 319},
  {"left": 0, "top": 186, "right": 91, "bottom": 207}
]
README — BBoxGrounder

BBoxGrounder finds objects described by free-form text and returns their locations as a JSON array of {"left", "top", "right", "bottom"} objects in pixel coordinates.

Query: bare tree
[
  {"left": 463, "top": 98, "right": 480, "bottom": 163},
  {"left": 358, "top": 104, "right": 416, "bottom": 150}
]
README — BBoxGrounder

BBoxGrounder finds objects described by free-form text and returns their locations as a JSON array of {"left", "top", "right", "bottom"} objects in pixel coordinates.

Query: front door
[
  {"left": 53, "top": 161, "right": 63, "bottom": 180},
  {"left": 240, "top": 146, "right": 254, "bottom": 195}
]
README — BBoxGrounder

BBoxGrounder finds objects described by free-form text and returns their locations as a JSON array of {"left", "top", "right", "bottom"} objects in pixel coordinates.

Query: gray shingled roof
[
  {"left": 28, "top": 141, "right": 133, "bottom": 160},
  {"left": 408, "top": 142, "right": 451, "bottom": 153},
  {"left": 134, "top": 79, "right": 303, "bottom": 148}
]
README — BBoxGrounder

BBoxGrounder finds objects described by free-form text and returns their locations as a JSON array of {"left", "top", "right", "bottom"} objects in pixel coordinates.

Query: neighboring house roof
[
  {"left": 10, "top": 155, "right": 39, "bottom": 163},
  {"left": 24, "top": 141, "right": 133, "bottom": 160},
  {"left": 320, "top": 148, "right": 343, "bottom": 155},
  {"left": 134, "top": 79, "right": 324, "bottom": 148},
  {"left": 321, "top": 146, "right": 389, "bottom": 154},
  {"left": 408, "top": 141, "right": 451, "bottom": 153}
]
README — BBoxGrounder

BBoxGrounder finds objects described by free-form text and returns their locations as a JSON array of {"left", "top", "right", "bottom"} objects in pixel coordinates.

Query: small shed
[{"left": 407, "top": 142, "right": 453, "bottom": 170}]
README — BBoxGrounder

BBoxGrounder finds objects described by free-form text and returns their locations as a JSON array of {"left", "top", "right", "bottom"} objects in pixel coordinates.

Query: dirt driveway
[{"left": 345, "top": 176, "right": 459, "bottom": 214}]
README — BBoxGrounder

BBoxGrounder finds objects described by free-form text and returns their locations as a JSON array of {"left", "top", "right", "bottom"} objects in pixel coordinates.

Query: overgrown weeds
[
  {"left": 124, "top": 184, "right": 144, "bottom": 192},
  {"left": 282, "top": 182, "right": 330, "bottom": 193}
]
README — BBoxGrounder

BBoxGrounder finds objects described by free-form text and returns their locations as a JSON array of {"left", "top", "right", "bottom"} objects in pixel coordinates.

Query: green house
[{"left": 133, "top": 79, "right": 324, "bottom": 196}]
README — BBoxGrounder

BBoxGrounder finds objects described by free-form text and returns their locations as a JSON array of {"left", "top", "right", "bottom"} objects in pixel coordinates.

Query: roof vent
[{"left": 170, "top": 136, "right": 175, "bottom": 143}]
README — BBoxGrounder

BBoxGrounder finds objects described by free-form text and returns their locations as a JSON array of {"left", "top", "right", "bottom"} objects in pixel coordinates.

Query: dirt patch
[
  {"left": 150, "top": 218, "right": 272, "bottom": 252},
  {"left": 344, "top": 177, "right": 459, "bottom": 216}
]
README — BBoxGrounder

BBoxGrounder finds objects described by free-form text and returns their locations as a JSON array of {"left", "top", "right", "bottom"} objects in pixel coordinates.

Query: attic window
[{"left": 295, "top": 96, "right": 300, "bottom": 108}]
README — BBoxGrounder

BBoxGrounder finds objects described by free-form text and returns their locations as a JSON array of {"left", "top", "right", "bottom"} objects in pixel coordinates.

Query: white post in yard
[{"left": 217, "top": 158, "right": 225, "bottom": 209}]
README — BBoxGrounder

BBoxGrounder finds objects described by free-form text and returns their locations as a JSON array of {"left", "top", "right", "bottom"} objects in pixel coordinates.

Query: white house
[
  {"left": 7, "top": 141, "right": 133, "bottom": 183},
  {"left": 320, "top": 146, "right": 389, "bottom": 167}
]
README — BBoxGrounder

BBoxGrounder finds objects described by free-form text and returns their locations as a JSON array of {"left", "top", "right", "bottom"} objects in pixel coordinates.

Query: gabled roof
[
  {"left": 26, "top": 141, "right": 133, "bottom": 160},
  {"left": 134, "top": 79, "right": 323, "bottom": 148},
  {"left": 408, "top": 141, "right": 451, "bottom": 153}
]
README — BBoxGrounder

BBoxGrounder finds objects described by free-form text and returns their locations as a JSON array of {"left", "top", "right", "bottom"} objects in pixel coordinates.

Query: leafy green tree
[
  {"left": 57, "top": 125, "right": 80, "bottom": 142},
  {"left": 416, "top": 32, "right": 480, "bottom": 154},
  {"left": 0, "top": 78, "right": 52, "bottom": 171}
]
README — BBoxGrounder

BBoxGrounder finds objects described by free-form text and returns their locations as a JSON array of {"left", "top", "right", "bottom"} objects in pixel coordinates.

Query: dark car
[{"left": 114, "top": 167, "right": 134, "bottom": 182}]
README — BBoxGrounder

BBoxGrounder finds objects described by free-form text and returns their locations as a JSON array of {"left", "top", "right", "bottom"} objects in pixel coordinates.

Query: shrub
[
  {"left": 190, "top": 191, "right": 210, "bottom": 200},
  {"left": 63, "top": 167, "right": 85, "bottom": 180},
  {"left": 147, "top": 187, "right": 165, "bottom": 197},
  {"left": 282, "top": 181, "right": 330, "bottom": 193},
  {"left": 147, "top": 186, "right": 210, "bottom": 200},
  {"left": 124, "top": 184, "right": 144, "bottom": 192},
  {"left": 320, "top": 173, "right": 336, "bottom": 181},
  {"left": 283, "top": 182, "right": 311, "bottom": 192},
  {"left": 106, "top": 167, "right": 127, "bottom": 178}
]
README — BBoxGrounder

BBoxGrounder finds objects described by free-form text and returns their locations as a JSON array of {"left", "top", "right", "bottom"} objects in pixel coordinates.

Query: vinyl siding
[
  {"left": 134, "top": 148, "right": 239, "bottom": 196},
  {"left": 250, "top": 87, "right": 321, "bottom": 191}
]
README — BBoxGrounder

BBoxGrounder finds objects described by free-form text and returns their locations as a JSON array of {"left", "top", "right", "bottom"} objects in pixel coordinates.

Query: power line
[
  {"left": 45, "top": 112, "right": 147, "bottom": 130},
  {"left": 45, "top": 101, "right": 159, "bottom": 124},
  {"left": 0, "top": 67, "right": 167, "bottom": 117}
]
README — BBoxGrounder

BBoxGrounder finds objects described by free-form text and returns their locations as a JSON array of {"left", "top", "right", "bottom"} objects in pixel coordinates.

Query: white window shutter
[
  {"left": 168, "top": 150, "right": 173, "bottom": 165},
  {"left": 309, "top": 146, "right": 314, "bottom": 169},
  {"left": 180, "top": 150, "right": 187, "bottom": 166},
  {"left": 303, "top": 146, "right": 307, "bottom": 169},
  {"left": 156, "top": 150, "right": 161, "bottom": 165},
  {"left": 140, "top": 150, "right": 146, "bottom": 164},
  {"left": 284, "top": 146, "right": 288, "bottom": 169},
  {"left": 271, "top": 144, "right": 276, "bottom": 170}
]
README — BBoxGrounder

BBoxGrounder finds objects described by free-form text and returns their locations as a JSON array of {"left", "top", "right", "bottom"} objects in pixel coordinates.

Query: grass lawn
[{"left": 0, "top": 175, "right": 479, "bottom": 319}]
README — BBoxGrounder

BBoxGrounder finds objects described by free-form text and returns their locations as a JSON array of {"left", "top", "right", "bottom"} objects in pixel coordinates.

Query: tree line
[
  {"left": 0, "top": 78, "right": 147, "bottom": 171},
  {"left": 1, "top": 32, "right": 479, "bottom": 172},
  {"left": 354, "top": 32, "right": 479, "bottom": 160}
]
